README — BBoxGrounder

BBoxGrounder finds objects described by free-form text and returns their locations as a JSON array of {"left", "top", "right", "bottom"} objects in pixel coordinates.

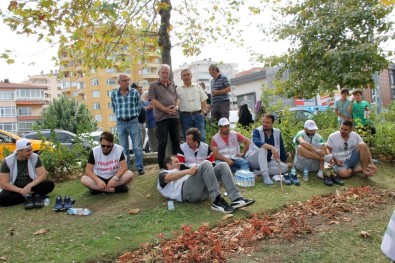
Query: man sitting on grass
[
  {"left": 327, "top": 120, "right": 377, "bottom": 178},
  {"left": 0, "top": 138, "right": 54, "bottom": 209},
  {"left": 157, "top": 155, "right": 255, "bottom": 214},
  {"left": 81, "top": 131, "right": 134, "bottom": 194}
]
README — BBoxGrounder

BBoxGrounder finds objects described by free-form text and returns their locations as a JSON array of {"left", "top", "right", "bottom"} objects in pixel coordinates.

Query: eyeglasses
[
  {"left": 101, "top": 144, "right": 113, "bottom": 149},
  {"left": 344, "top": 142, "right": 348, "bottom": 150}
]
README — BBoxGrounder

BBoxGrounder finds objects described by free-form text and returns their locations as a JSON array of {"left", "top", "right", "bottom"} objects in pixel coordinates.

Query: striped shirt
[
  {"left": 148, "top": 80, "right": 179, "bottom": 122},
  {"left": 211, "top": 74, "right": 230, "bottom": 103},
  {"left": 111, "top": 87, "right": 141, "bottom": 120}
]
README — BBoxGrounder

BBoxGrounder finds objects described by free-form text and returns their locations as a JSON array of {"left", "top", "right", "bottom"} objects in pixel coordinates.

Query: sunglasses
[
  {"left": 101, "top": 144, "right": 113, "bottom": 149},
  {"left": 344, "top": 142, "right": 348, "bottom": 150}
]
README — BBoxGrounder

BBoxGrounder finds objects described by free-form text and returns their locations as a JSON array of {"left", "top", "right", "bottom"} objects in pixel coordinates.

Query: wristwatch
[{"left": 113, "top": 176, "right": 120, "bottom": 181}]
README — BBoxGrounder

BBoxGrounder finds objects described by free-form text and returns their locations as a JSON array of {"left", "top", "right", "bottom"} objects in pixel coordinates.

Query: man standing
[
  {"left": 148, "top": 64, "right": 181, "bottom": 169},
  {"left": 327, "top": 120, "right": 377, "bottom": 178},
  {"left": 0, "top": 138, "right": 54, "bottom": 208},
  {"left": 348, "top": 89, "right": 374, "bottom": 133},
  {"left": 157, "top": 155, "right": 255, "bottom": 214},
  {"left": 81, "top": 131, "right": 134, "bottom": 194},
  {"left": 210, "top": 118, "right": 251, "bottom": 172},
  {"left": 132, "top": 83, "right": 147, "bottom": 146},
  {"left": 176, "top": 69, "right": 208, "bottom": 142},
  {"left": 293, "top": 120, "right": 337, "bottom": 186},
  {"left": 334, "top": 88, "right": 352, "bottom": 125},
  {"left": 209, "top": 64, "right": 231, "bottom": 122},
  {"left": 246, "top": 114, "right": 290, "bottom": 185},
  {"left": 111, "top": 73, "right": 144, "bottom": 175}
]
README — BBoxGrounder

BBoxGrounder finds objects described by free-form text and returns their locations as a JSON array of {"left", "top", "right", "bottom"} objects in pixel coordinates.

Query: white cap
[
  {"left": 218, "top": 118, "right": 230, "bottom": 126},
  {"left": 15, "top": 138, "right": 32, "bottom": 151},
  {"left": 304, "top": 120, "right": 318, "bottom": 130}
]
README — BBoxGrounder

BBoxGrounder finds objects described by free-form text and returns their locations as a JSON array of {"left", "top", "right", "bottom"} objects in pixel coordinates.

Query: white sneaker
[
  {"left": 317, "top": 170, "right": 324, "bottom": 179},
  {"left": 324, "top": 154, "right": 333, "bottom": 163}
]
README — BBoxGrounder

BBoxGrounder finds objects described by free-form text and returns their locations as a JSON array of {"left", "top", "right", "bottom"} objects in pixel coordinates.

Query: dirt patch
[{"left": 116, "top": 186, "right": 395, "bottom": 263}]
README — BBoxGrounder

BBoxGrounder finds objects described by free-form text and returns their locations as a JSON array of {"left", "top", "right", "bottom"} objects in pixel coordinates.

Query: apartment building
[
  {"left": 0, "top": 80, "right": 48, "bottom": 134},
  {"left": 59, "top": 46, "right": 161, "bottom": 132},
  {"left": 23, "top": 72, "right": 63, "bottom": 103}
]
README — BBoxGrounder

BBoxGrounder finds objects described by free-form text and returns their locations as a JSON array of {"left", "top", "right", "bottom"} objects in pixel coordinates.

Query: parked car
[
  {"left": 22, "top": 129, "right": 92, "bottom": 150},
  {"left": 0, "top": 130, "right": 51, "bottom": 160},
  {"left": 274, "top": 108, "right": 315, "bottom": 124},
  {"left": 81, "top": 130, "right": 150, "bottom": 153}
]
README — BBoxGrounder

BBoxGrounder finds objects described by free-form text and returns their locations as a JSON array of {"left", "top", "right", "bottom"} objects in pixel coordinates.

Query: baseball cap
[
  {"left": 218, "top": 118, "right": 230, "bottom": 126},
  {"left": 304, "top": 120, "right": 318, "bottom": 130},
  {"left": 16, "top": 138, "right": 32, "bottom": 151}
]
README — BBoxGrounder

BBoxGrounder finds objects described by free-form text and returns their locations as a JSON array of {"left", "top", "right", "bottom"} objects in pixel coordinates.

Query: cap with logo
[
  {"left": 304, "top": 120, "right": 318, "bottom": 130},
  {"left": 218, "top": 118, "right": 230, "bottom": 127}
]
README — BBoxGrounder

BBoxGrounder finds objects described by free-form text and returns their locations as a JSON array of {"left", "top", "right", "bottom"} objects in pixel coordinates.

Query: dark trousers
[
  {"left": 0, "top": 180, "right": 55, "bottom": 207},
  {"left": 156, "top": 118, "right": 181, "bottom": 168},
  {"left": 211, "top": 100, "right": 230, "bottom": 123}
]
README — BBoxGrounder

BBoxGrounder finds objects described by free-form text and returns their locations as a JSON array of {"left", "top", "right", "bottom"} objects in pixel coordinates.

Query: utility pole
[{"left": 373, "top": 71, "right": 383, "bottom": 114}]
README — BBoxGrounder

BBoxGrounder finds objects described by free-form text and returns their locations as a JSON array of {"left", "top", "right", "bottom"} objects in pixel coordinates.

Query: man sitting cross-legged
[
  {"left": 81, "top": 131, "right": 134, "bottom": 194},
  {"left": 157, "top": 154, "right": 255, "bottom": 214},
  {"left": 327, "top": 120, "right": 377, "bottom": 178}
]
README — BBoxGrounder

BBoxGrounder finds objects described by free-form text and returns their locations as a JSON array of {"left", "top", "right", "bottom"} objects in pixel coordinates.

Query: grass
[{"left": 1, "top": 163, "right": 394, "bottom": 262}]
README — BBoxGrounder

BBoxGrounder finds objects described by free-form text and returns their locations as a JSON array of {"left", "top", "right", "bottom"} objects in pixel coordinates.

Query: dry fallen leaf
[
  {"left": 359, "top": 230, "right": 371, "bottom": 238},
  {"left": 222, "top": 214, "right": 233, "bottom": 220},
  {"left": 33, "top": 228, "right": 48, "bottom": 236},
  {"left": 128, "top": 208, "right": 140, "bottom": 215},
  {"left": 328, "top": 221, "right": 340, "bottom": 225},
  {"left": 342, "top": 217, "right": 352, "bottom": 222},
  {"left": 115, "top": 237, "right": 121, "bottom": 240},
  {"left": 146, "top": 193, "right": 151, "bottom": 198},
  {"left": 0, "top": 256, "right": 6, "bottom": 261}
]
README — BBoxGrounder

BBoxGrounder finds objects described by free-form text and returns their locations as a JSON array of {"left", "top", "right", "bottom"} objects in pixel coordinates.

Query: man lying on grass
[{"left": 157, "top": 155, "right": 255, "bottom": 214}]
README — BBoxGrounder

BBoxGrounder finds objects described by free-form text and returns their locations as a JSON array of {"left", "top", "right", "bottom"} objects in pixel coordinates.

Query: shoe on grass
[
  {"left": 283, "top": 173, "right": 292, "bottom": 185},
  {"left": 33, "top": 194, "right": 44, "bottom": 208},
  {"left": 24, "top": 195, "right": 34, "bottom": 210},
  {"left": 262, "top": 174, "right": 273, "bottom": 185},
  {"left": 290, "top": 173, "right": 300, "bottom": 186},
  {"left": 53, "top": 195, "right": 63, "bottom": 211},
  {"left": 323, "top": 176, "right": 333, "bottom": 186},
  {"left": 231, "top": 197, "right": 255, "bottom": 209},
  {"left": 331, "top": 176, "right": 344, "bottom": 186},
  {"left": 211, "top": 196, "right": 234, "bottom": 214},
  {"left": 63, "top": 196, "right": 72, "bottom": 210}
]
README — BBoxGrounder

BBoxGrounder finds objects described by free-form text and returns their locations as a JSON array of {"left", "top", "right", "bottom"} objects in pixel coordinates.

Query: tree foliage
[
  {"left": 1, "top": 0, "right": 261, "bottom": 70},
  {"left": 262, "top": 0, "right": 394, "bottom": 98},
  {"left": 37, "top": 94, "right": 97, "bottom": 134}
]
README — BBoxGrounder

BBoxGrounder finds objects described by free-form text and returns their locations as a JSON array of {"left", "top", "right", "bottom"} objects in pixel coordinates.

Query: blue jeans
[
  {"left": 216, "top": 158, "right": 250, "bottom": 172},
  {"left": 333, "top": 148, "right": 360, "bottom": 173},
  {"left": 180, "top": 112, "right": 206, "bottom": 142},
  {"left": 117, "top": 117, "right": 143, "bottom": 170}
]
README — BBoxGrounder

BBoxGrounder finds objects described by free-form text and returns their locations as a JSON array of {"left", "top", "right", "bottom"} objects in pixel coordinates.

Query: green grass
[{"left": 1, "top": 163, "right": 394, "bottom": 262}]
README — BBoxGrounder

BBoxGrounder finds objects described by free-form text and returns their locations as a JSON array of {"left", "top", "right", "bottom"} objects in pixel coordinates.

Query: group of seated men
[{"left": 0, "top": 117, "right": 377, "bottom": 213}]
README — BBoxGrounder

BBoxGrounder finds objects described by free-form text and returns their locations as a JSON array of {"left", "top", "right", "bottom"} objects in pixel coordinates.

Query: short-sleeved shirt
[
  {"left": 334, "top": 99, "right": 351, "bottom": 121},
  {"left": 110, "top": 87, "right": 141, "bottom": 120},
  {"left": 352, "top": 100, "right": 370, "bottom": 126},
  {"left": 210, "top": 133, "right": 247, "bottom": 148},
  {"left": 293, "top": 130, "right": 324, "bottom": 150},
  {"left": 148, "top": 80, "right": 179, "bottom": 122},
  {"left": 177, "top": 83, "right": 208, "bottom": 112},
  {"left": 210, "top": 74, "right": 230, "bottom": 103},
  {"left": 327, "top": 131, "right": 363, "bottom": 161},
  {"left": 0, "top": 157, "right": 43, "bottom": 187}
]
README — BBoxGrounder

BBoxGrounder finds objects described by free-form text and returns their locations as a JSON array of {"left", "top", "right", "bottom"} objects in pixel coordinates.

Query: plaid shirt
[{"left": 111, "top": 87, "right": 141, "bottom": 120}]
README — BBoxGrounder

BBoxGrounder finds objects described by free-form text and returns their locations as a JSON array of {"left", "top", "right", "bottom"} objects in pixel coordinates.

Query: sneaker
[
  {"left": 324, "top": 154, "right": 333, "bottom": 163},
  {"left": 262, "top": 174, "right": 273, "bottom": 185},
  {"left": 138, "top": 169, "right": 145, "bottom": 176},
  {"left": 283, "top": 173, "right": 292, "bottom": 185},
  {"left": 231, "top": 197, "right": 255, "bottom": 209},
  {"left": 290, "top": 173, "right": 300, "bottom": 186},
  {"left": 53, "top": 195, "right": 63, "bottom": 211},
  {"left": 317, "top": 170, "right": 324, "bottom": 179},
  {"left": 211, "top": 196, "right": 234, "bottom": 214},
  {"left": 331, "top": 176, "right": 344, "bottom": 186},
  {"left": 33, "top": 194, "right": 44, "bottom": 208},
  {"left": 24, "top": 195, "right": 34, "bottom": 210},
  {"left": 323, "top": 176, "right": 333, "bottom": 186},
  {"left": 63, "top": 196, "right": 72, "bottom": 210}
]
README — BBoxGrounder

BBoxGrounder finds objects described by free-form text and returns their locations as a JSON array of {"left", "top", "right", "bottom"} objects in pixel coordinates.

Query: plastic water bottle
[
  {"left": 44, "top": 197, "right": 50, "bottom": 206},
  {"left": 291, "top": 166, "right": 296, "bottom": 177},
  {"left": 167, "top": 200, "right": 175, "bottom": 211},
  {"left": 303, "top": 167, "right": 309, "bottom": 181}
]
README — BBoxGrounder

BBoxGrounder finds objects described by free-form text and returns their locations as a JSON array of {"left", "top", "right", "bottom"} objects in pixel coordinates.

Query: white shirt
[
  {"left": 327, "top": 131, "right": 363, "bottom": 161},
  {"left": 176, "top": 83, "right": 208, "bottom": 112}
]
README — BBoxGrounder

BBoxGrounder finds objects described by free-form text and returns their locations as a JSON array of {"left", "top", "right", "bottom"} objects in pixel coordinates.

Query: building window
[
  {"left": 107, "top": 90, "right": 117, "bottom": 97},
  {"left": 16, "top": 89, "right": 45, "bottom": 100},
  {"left": 0, "top": 107, "right": 16, "bottom": 117},
  {"left": 110, "top": 126, "right": 117, "bottom": 133},
  {"left": 0, "top": 91, "right": 14, "bottom": 101},
  {"left": 93, "top": 103, "right": 101, "bottom": 110},
  {"left": 17, "top": 107, "right": 32, "bottom": 116},
  {"left": 109, "top": 114, "right": 117, "bottom": 121},
  {"left": 0, "top": 122, "right": 18, "bottom": 133},
  {"left": 95, "top": 115, "right": 102, "bottom": 121},
  {"left": 108, "top": 102, "right": 112, "bottom": 109},
  {"left": 18, "top": 122, "right": 35, "bottom": 132},
  {"left": 92, "top": 91, "right": 100, "bottom": 98},
  {"left": 91, "top": 78, "right": 99, "bottom": 86},
  {"left": 77, "top": 82, "right": 85, "bottom": 90},
  {"left": 106, "top": 78, "right": 117, "bottom": 85}
]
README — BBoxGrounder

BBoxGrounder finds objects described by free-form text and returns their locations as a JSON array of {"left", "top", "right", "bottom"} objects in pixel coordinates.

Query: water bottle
[
  {"left": 167, "top": 200, "right": 175, "bottom": 211},
  {"left": 303, "top": 167, "right": 309, "bottom": 181},
  {"left": 251, "top": 174, "right": 256, "bottom": 186},
  {"left": 44, "top": 197, "right": 50, "bottom": 206},
  {"left": 291, "top": 166, "right": 296, "bottom": 176}
]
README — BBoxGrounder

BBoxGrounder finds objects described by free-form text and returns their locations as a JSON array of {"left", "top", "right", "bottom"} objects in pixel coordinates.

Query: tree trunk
[{"left": 158, "top": 0, "right": 173, "bottom": 80}]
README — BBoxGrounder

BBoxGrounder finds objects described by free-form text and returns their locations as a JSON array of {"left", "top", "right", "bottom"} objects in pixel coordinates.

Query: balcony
[
  {"left": 17, "top": 116, "right": 43, "bottom": 121},
  {"left": 15, "top": 99, "right": 47, "bottom": 105}
]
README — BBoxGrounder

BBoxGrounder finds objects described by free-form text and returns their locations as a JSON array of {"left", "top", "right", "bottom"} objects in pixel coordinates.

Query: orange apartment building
[
  {"left": 59, "top": 46, "right": 161, "bottom": 132},
  {"left": 0, "top": 81, "right": 48, "bottom": 134}
]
